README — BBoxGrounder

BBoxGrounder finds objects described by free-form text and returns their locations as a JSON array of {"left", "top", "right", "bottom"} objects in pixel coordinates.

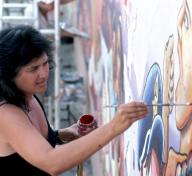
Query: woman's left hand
[{"left": 58, "top": 124, "right": 80, "bottom": 142}]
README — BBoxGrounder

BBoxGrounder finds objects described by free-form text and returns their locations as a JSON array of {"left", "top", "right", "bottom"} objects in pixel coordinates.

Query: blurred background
[{"left": 0, "top": 0, "right": 93, "bottom": 175}]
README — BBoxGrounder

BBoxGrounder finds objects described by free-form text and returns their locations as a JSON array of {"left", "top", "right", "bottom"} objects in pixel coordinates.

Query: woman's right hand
[{"left": 110, "top": 101, "right": 148, "bottom": 135}]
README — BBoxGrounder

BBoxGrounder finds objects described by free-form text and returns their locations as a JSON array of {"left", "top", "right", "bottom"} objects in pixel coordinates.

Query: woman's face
[{"left": 14, "top": 53, "right": 50, "bottom": 96}]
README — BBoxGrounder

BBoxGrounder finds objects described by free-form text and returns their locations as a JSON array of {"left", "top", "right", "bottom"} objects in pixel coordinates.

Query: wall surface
[{"left": 75, "top": 0, "right": 192, "bottom": 175}]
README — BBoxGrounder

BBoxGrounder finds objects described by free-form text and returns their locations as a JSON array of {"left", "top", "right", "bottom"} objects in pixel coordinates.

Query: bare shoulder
[
  {"left": 0, "top": 103, "right": 26, "bottom": 120},
  {"left": 0, "top": 103, "right": 30, "bottom": 141},
  {"left": 0, "top": 103, "right": 53, "bottom": 168}
]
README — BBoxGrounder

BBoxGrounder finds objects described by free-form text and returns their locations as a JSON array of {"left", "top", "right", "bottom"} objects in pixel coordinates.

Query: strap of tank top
[{"left": 34, "top": 95, "right": 63, "bottom": 146}]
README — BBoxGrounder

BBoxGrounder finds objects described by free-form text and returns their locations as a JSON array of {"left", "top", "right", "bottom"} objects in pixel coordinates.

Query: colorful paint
[{"left": 75, "top": 0, "right": 192, "bottom": 175}]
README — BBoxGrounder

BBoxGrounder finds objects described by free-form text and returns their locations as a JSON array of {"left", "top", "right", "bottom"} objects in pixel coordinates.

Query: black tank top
[{"left": 0, "top": 95, "right": 62, "bottom": 176}]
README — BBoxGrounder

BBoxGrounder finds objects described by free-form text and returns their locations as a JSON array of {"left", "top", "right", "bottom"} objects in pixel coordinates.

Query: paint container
[
  {"left": 77, "top": 114, "right": 97, "bottom": 176},
  {"left": 77, "top": 114, "right": 97, "bottom": 136}
]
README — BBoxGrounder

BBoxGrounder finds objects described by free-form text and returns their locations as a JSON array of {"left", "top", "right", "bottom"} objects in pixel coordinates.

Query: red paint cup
[{"left": 77, "top": 114, "right": 97, "bottom": 136}]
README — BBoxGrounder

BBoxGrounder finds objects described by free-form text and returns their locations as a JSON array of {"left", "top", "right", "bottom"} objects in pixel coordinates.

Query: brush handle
[
  {"left": 104, "top": 102, "right": 192, "bottom": 108},
  {"left": 147, "top": 102, "right": 192, "bottom": 106},
  {"left": 77, "top": 163, "right": 83, "bottom": 176}
]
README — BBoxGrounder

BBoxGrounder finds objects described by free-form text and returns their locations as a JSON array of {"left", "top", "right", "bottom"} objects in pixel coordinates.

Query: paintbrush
[{"left": 103, "top": 102, "right": 192, "bottom": 108}]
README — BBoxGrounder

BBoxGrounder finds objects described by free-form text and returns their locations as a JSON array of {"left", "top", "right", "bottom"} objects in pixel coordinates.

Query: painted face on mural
[
  {"left": 176, "top": 0, "right": 192, "bottom": 133},
  {"left": 175, "top": 0, "right": 192, "bottom": 153},
  {"left": 164, "top": 0, "right": 192, "bottom": 175}
]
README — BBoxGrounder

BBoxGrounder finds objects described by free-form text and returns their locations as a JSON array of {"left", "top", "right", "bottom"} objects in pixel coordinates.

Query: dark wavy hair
[{"left": 0, "top": 25, "right": 54, "bottom": 111}]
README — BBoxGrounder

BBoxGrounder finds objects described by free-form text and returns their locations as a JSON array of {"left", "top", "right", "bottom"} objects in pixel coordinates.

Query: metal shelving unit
[{"left": 0, "top": 0, "right": 61, "bottom": 129}]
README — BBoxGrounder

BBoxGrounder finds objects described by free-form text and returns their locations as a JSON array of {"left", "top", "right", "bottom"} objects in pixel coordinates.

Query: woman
[{"left": 0, "top": 25, "right": 148, "bottom": 176}]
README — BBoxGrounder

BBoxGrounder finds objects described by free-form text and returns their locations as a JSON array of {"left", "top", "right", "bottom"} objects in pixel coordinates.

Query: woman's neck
[{"left": 25, "top": 94, "right": 35, "bottom": 106}]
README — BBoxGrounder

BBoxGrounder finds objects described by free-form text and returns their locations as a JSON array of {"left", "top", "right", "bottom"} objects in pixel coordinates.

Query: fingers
[
  {"left": 116, "top": 101, "right": 148, "bottom": 125},
  {"left": 77, "top": 118, "right": 98, "bottom": 136},
  {"left": 121, "top": 101, "right": 146, "bottom": 108},
  {"left": 126, "top": 109, "right": 148, "bottom": 119},
  {"left": 119, "top": 101, "right": 148, "bottom": 116}
]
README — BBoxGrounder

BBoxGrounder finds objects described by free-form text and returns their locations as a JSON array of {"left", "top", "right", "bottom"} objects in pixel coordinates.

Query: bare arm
[{"left": 0, "top": 101, "right": 147, "bottom": 175}]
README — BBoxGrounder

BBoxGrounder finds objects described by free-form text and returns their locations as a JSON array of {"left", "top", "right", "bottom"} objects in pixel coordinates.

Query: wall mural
[{"left": 76, "top": 0, "right": 192, "bottom": 175}]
